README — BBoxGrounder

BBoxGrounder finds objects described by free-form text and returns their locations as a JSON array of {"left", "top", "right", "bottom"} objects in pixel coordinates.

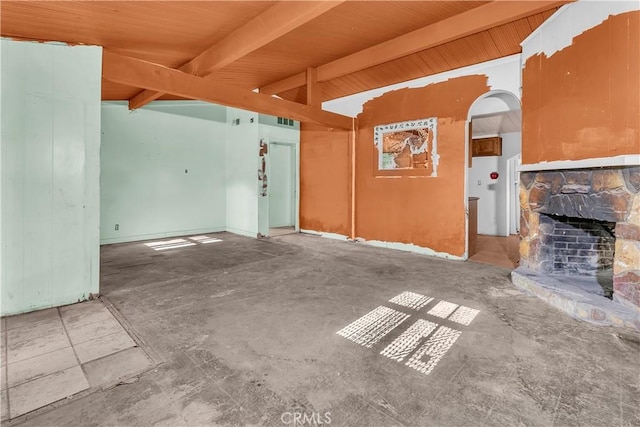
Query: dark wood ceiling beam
[
  {"left": 129, "top": 0, "right": 345, "bottom": 110},
  {"left": 260, "top": 0, "right": 572, "bottom": 96},
  {"left": 104, "top": 51, "right": 353, "bottom": 130}
]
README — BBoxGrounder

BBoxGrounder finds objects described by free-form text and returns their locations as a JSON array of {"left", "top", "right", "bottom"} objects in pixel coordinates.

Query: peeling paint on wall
[
  {"left": 355, "top": 75, "right": 489, "bottom": 257},
  {"left": 521, "top": 2, "right": 639, "bottom": 61},
  {"left": 258, "top": 138, "right": 268, "bottom": 197},
  {"left": 522, "top": 10, "right": 639, "bottom": 164}
]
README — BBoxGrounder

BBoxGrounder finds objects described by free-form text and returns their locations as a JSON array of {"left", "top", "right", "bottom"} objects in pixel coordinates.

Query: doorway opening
[
  {"left": 268, "top": 142, "right": 297, "bottom": 236},
  {"left": 465, "top": 91, "right": 521, "bottom": 268}
]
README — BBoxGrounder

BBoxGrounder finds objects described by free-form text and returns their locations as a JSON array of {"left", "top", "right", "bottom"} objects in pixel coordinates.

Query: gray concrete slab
[
  {"left": 6, "top": 317, "right": 63, "bottom": 346},
  {"left": 1, "top": 332, "right": 6, "bottom": 367},
  {"left": 65, "top": 315, "right": 125, "bottom": 346},
  {"left": 60, "top": 303, "right": 113, "bottom": 330},
  {"left": 73, "top": 330, "right": 136, "bottom": 364},
  {"left": 12, "top": 232, "right": 640, "bottom": 426},
  {"left": 5, "top": 308, "right": 58, "bottom": 331},
  {"left": 7, "top": 346, "right": 77, "bottom": 388},
  {"left": 83, "top": 347, "right": 152, "bottom": 388},
  {"left": 9, "top": 365, "right": 89, "bottom": 418},
  {"left": 7, "top": 324, "right": 70, "bottom": 363},
  {"left": 1, "top": 389, "right": 8, "bottom": 422}
]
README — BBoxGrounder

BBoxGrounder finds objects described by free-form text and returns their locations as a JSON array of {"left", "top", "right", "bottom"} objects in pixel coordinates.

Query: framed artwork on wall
[{"left": 374, "top": 117, "right": 439, "bottom": 177}]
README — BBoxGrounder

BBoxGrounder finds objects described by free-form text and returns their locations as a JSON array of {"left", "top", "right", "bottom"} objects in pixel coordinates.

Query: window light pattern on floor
[
  {"left": 381, "top": 319, "right": 438, "bottom": 362},
  {"left": 145, "top": 235, "right": 223, "bottom": 251},
  {"left": 405, "top": 325, "right": 461, "bottom": 375},
  {"left": 389, "top": 291, "right": 433, "bottom": 310},
  {"left": 145, "top": 239, "right": 196, "bottom": 251},
  {"left": 336, "top": 306, "right": 410, "bottom": 348},
  {"left": 337, "top": 291, "right": 480, "bottom": 376},
  {"left": 188, "top": 235, "right": 223, "bottom": 244},
  {"left": 448, "top": 306, "right": 480, "bottom": 326},
  {"left": 427, "top": 300, "right": 459, "bottom": 319}
]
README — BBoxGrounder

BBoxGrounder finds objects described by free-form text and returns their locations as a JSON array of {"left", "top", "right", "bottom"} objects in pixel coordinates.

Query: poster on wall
[{"left": 374, "top": 117, "right": 438, "bottom": 176}]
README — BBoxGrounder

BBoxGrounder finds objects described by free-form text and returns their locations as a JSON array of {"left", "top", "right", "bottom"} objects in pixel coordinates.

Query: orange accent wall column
[
  {"left": 522, "top": 11, "right": 639, "bottom": 164},
  {"left": 299, "top": 124, "right": 353, "bottom": 237},
  {"left": 354, "top": 76, "right": 489, "bottom": 257}
]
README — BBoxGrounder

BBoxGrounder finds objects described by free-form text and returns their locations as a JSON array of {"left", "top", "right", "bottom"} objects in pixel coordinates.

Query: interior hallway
[
  {"left": 9, "top": 233, "right": 640, "bottom": 426},
  {"left": 469, "top": 235, "right": 520, "bottom": 269}
]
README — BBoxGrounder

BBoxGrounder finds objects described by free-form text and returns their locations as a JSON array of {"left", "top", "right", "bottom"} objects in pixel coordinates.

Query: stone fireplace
[
  {"left": 539, "top": 215, "right": 616, "bottom": 295},
  {"left": 513, "top": 166, "right": 640, "bottom": 329}
]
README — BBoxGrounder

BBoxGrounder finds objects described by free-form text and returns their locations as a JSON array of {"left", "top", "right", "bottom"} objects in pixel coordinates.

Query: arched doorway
[{"left": 465, "top": 90, "right": 521, "bottom": 268}]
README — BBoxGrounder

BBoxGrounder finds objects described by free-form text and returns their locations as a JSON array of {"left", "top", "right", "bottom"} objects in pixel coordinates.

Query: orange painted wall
[
  {"left": 355, "top": 76, "right": 489, "bottom": 257},
  {"left": 299, "top": 123, "right": 352, "bottom": 236},
  {"left": 522, "top": 11, "right": 640, "bottom": 164}
]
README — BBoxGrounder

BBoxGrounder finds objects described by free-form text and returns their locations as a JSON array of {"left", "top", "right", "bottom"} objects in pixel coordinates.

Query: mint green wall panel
[
  {"left": 1, "top": 40, "right": 101, "bottom": 316},
  {"left": 100, "top": 103, "right": 227, "bottom": 244},
  {"left": 225, "top": 108, "right": 260, "bottom": 238}
]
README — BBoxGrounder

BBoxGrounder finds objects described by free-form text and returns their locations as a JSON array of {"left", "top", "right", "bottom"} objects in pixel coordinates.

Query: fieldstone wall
[{"left": 519, "top": 166, "right": 640, "bottom": 309}]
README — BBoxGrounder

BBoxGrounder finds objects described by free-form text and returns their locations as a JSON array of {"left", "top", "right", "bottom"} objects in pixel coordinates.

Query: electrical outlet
[
  {"left": 477, "top": 180, "right": 482, "bottom": 185},
  {"left": 115, "top": 224, "right": 119, "bottom": 231}
]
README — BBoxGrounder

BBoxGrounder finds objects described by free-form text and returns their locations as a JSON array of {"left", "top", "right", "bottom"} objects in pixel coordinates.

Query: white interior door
[{"left": 269, "top": 143, "right": 295, "bottom": 227}]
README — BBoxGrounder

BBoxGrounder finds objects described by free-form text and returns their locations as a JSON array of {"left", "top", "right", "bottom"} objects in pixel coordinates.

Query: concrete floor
[{"left": 10, "top": 232, "right": 640, "bottom": 426}]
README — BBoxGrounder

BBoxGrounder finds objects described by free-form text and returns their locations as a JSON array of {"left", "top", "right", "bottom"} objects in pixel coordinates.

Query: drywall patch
[
  {"left": 258, "top": 138, "right": 268, "bottom": 197},
  {"left": 521, "top": 2, "right": 639, "bottom": 61},
  {"left": 374, "top": 117, "right": 439, "bottom": 176},
  {"left": 300, "top": 229, "right": 350, "bottom": 241},
  {"left": 357, "top": 239, "right": 465, "bottom": 261},
  {"left": 363, "top": 75, "right": 488, "bottom": 123},
  {"left": 323, "top": 54, "right": 521, "bottom": 118}
]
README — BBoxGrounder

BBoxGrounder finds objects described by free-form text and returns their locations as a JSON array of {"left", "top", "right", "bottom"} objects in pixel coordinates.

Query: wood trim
[
  {"left": 260, "top": 73, "right": 307, "bottom": 97},
  {"left": 129, "top": 1, "right": 345, "bottom": 109},
  {"left": 103, "top": 51, "right": 353, "bottom": 130},
  {"left": 306, "top": 67, "right": 321, "bottom": 107},
  {"left": 260, "top": 0, "right": 572, "bottom": 96},
  {"left": 468, "top": 121, "right": 473, "bottom": 168}
]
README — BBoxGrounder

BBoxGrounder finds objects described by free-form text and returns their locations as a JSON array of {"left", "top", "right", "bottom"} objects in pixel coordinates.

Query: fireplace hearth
[{"left": 512, "top": 166, "right": 640, "bottom": 330}]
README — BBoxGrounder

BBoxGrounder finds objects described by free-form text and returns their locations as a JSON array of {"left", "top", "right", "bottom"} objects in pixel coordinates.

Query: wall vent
[{"left": 277, "top": 117, "right": 295, "bottom": 126}]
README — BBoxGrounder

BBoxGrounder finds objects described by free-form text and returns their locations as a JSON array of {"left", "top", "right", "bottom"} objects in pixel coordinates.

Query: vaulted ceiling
[{"left": 1, "top": 1, "right": 569, "bottom": 127}]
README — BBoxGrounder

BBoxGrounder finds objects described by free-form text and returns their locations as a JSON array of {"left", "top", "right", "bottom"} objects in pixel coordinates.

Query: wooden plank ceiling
[{"left": 1, "top": 1, "right": 567, "bottom": 115}]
